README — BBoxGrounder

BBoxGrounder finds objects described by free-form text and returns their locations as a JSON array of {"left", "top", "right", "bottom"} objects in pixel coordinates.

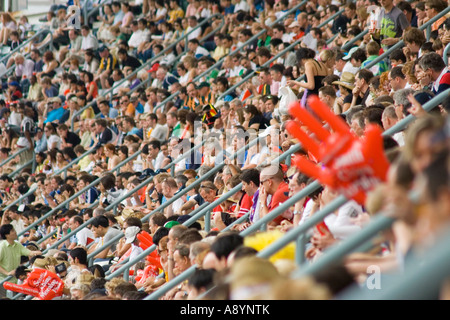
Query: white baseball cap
[{"left": 124, "top": 226, "right": 140, "bottom": 244}]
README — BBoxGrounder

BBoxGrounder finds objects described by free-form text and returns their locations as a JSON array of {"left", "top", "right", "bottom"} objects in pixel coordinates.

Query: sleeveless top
[{"left": 305, "top": 60, "right": 326, "bottom": 98}]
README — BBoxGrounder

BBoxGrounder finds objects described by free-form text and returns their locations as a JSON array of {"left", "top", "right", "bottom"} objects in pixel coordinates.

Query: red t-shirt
[
  {"left": 86, "top": 81, "right": 98, "bottom": 99},
  {"left": 268, "top": 181, "right": 291, "bottom": 225},
  {"left": 237, "top": 193, "right": 253, "bottom": 218}
]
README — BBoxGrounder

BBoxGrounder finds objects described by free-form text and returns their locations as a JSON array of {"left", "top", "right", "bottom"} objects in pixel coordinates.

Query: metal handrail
[
  {"left": 363, "top": 6, "right": 450, "bottom": 70},
  {"left": 106, "top": 13, "right": 224, "bottom": 103},
  {"left": 216, "top": 37, "right": 303, "bottom": 103},
  {"left": 255, "top": 88, "right": 450, "bottom": 275},
  {"left": 0, "top": 147, "right": 28, "bottom": 168},
  {"left": 8, "top": 156, "right": 35, "bottom": 179},
  {"left": 70, "top": 13, "right": 225, "bottom": 130},
  {"left": 0, "top": 29, "right": 51, "bottom": 65},
  {"left": 215, "top": 7, "right": 345, "bottom": 104},
  {"left": 144, "top": 142, "right": 304, "bottom": 300},
  {"left": 46, "top": 137, "right": 205, "bottom": 258},
  {"left": 152, "top": 88, "right": 450, "bottom": 302},
  {"left": 338, "top": 223, "right": 450, "bottom": 300},
  {"left": 0, "top": 185, "right": 38, "bottom": 212},
  {"left": 16, "top": 143, "right": 143, "bottom": 238},
  {"left": 51, "top": 147, "right": 96, "bottom": 178},
  {"left": 103, "top": 134, "right": 265, "bottom": 279},
  {"left": 154, "top": 0, "right": 309, "bottom": 111}
]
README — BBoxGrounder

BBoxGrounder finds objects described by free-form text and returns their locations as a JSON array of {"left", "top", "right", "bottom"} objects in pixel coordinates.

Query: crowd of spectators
[{"left": 0, "top": 0, "right": 449, "bottom": 301}]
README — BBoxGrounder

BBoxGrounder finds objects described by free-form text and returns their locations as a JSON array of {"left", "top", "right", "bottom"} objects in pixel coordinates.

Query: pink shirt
[{"left": 185, "top": 4, "right": 197, "bottom": 17}]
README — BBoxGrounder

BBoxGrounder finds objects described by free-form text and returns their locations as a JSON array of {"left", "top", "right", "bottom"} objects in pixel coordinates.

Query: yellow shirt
[
  {"left": 80, "top": 106, "right": 95, "bottom": 120},
  {"left": 168, "top": 8, "right": 184, "bottom": 23},
  {"left": 212, "top": 46, "right": 229, "bottom": 62},
  {"left": 78, "top": 155, "right": 92, "bottom": 171},
  {"left": 28, "top": 83, "right": 44, "bottom": 101}
]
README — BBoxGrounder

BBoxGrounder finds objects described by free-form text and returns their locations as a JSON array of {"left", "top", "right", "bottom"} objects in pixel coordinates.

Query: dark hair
[
  {"left": 389, "top": 48, "right": 406, "bottom": 63},
  {"left": 419, "top": 52, "right": 446, "bottom": 72},
  {"left": 256, "top": 46, "right": 272, "bottom": 58},
  {"left": 151, "top": 212, "right": 168, "bottom": 227},
  {"left": 296, "top": 48, "right": 315, "bottom": 64},
  {"left": 89, "top": 264, "right": 106, "bottom": 278},
  {"left": 356, "top": 69, "right": 374, "bottom": 83},
  {"left": 239, "top": 168, "right": 260, "bottom": 186},
  {"left": 243, "top": 104, "right": 260, "bottom": 117},
  {"left": 148, "top": 140, "right": 161, "bottom": 151},
  {"left": 211, "top": 232, "right": 244, "bottom": 260},
  {"left": 178, "top": 228, "right": 203, "bottom": 245},
  {"left": 91, "top": 215, "right": 109, "bottom": 228},
  {"left": 188, "top": 268, "right": 216, "bottom": 291},
  {"left": 350, "top": 48, "right": 367, "bottom": 63},
  {"left": 0, "top": 224, "right": 14, "bottom": 239},
  {"left": 69, "top": 247, "right": 88, "bottom": 265},
  {"left": 152, "top": 227, "right": 170, "bottom": 246},
  {"left": 100, "top": 174, "right": 116, "bottom": 190},
  {"left": 390, "top": 66, "right": 405, "bottom": 80}
]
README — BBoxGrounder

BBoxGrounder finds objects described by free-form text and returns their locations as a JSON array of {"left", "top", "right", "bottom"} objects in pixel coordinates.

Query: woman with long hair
[
  {"left": 287, "top": 47, "right": 332, "bottom": 102},
  {"left": 242, "top": 104, "right": 270, "bottom": 131},
  {"left": 53, "top": 149, "right": 69, "bottom": 172},
  {"left": 0, "top": 128, "right": 19, "bottom": 151},
  {"left": 176, "top": 62, "right": 192, "bottom": 87},
  {"left": 104, "top": 143, "right": 121, "bottom": 171},
  {"left": 0, "top": 13, "right": 18, "bottom": 46},
  {"left": 37, "top": 51, "right": 59, "bottom": 81}
]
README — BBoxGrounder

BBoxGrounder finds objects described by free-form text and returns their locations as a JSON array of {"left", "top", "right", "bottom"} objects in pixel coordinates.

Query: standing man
[
  {"left": 16, "top": 106, "right": 36, "bottom": 166},
  {"left": 0, "top": 224, "right": 41, "bottom": 298},
  {"left": 377, "top": 0, "right": 410, "bottom": 50},
  {"left": 95, "top": 45, "right": 117, "bottom": 90}
]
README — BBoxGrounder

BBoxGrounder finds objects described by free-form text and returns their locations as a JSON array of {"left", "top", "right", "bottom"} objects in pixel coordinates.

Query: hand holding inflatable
[
  {"left": 3, "top": 268, "right": 65, "bottom": 300},
  {"left": 285, "top": 95, "right": 390, "bottom": 205}
]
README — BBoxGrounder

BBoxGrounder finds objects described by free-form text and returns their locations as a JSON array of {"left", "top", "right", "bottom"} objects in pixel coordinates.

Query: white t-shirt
[
  {"left": 150, "top": 123, "right": 168, "bottom": 142},
  {"left": 8, "top": 111, "right": 22, "bottom": 127},
  {"left": 186, "top": 26, "right": 202, "bottom": 41},
  {"left": 47, "top": 134, "right": 62, "bottom": 151},
  {"left": 129, "top": 243, "right": 144, "bottom": 263},
  {"left": 324, "top": 200, "right": 363, "bottom": 239},
  {"left": 76, "top": 227, "right": 95, "bottom": 247},
  {"left": 234, "top": 0, "right": 250, "bottom": 12},
  {"left": 128, "top": 29, "right": 150, "bottom": 48},
  {"left": 195, "top": 46, "right": 210, "bottom": 58},
  {"left": 81, "top": 33, "right": 99, "bottom": 51},
  {"left": 342, "top": 61, "right": 359, "bottom": 76},
  {"left": 153, "top": 151, "right": 165, "bottom": 171}
]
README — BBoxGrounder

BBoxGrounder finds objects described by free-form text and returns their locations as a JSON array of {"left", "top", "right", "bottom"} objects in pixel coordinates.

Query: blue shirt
[
  {"left": 44, "top": 107, "right": 65, "bottom": 123},
  {"left": 45, "top": 86, "right": 59, "bottom": 98},
  {"left": 34, "top": 134, "right": 48, "bottom": 153},
  {"left": 224, "top": 4, "right": 235, "bottom": 15}
]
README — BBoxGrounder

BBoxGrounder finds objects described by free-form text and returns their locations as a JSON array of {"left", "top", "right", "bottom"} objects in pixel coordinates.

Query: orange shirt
[
  {"left": 432, "top": 16, "right": 446, "bottom": 31},
  {"left": 268, "top": 181, "right": 291, "bottom": 225}
]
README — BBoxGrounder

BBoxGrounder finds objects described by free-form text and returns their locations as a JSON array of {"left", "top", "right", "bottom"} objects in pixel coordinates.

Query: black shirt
[
  {"left": 65, "top": 131, "right": 81, "bottom": 148},
  {"left": 122, "top": 55, "right": 142, "bottom": 70}
]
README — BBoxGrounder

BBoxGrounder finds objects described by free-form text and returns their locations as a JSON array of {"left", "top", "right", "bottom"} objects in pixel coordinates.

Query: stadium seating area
[{"left": 0, "top": 0, "right": 449, "bottom": 301}]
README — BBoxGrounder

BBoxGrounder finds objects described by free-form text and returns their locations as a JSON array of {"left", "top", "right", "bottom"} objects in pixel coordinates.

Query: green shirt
[
  {"left": 257, "top": 36, "right": 271, "bottom": 48},
  {"left": 361, "top": 55, "right": 389, "bottom": 76},
  {"left": 0, "top": 240, "right": 30, "bottom": 283}
]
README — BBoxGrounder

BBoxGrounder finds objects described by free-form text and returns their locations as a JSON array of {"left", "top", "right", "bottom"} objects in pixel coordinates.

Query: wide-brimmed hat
[
  {"left": 332, "top": 72, "right": 355, "bottom": 90},
  {"left": 289, "top": 21, "right": 300, "bottom": 28}
]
